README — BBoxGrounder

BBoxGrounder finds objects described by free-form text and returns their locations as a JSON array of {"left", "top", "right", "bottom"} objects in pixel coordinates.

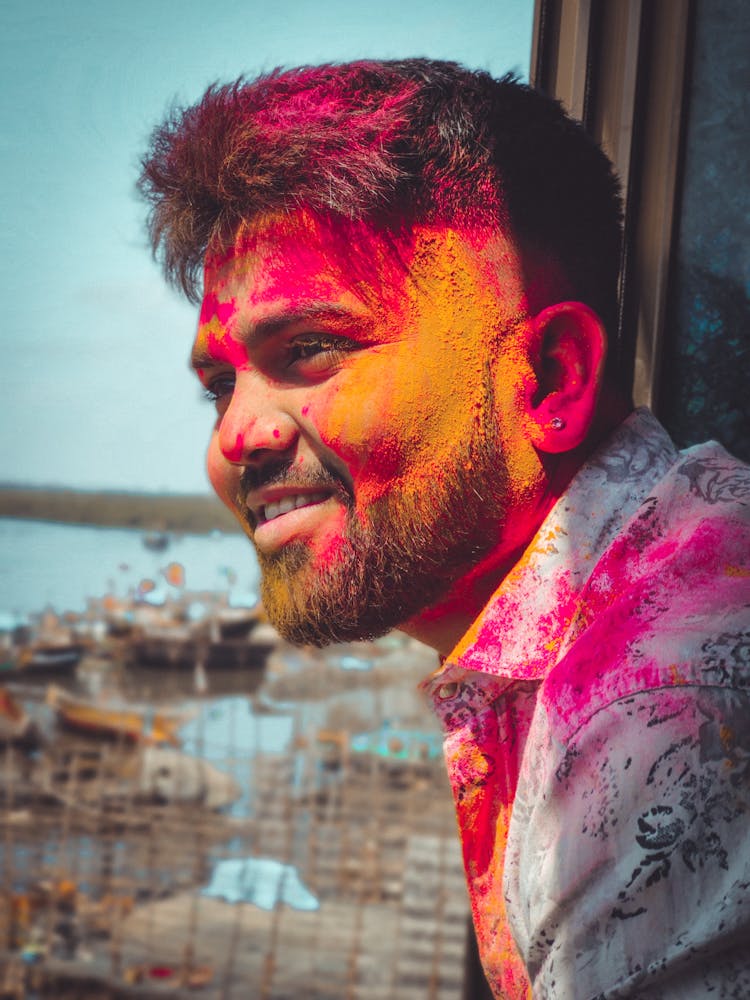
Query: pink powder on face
[
  {"left": 197, "top": 288, "right": 248, "bottom": 368},
  {"left": 199, "top": 291, "right": 236, "bottom": 328},
  {"left": 206, "top": 329, "right": 248, "bottom": 368},
  {"left": 223, "top": 433, "right": 245, "bottom": 463},
  {"left": 273, "top": 429, "right": 281, "bottom": 439}
]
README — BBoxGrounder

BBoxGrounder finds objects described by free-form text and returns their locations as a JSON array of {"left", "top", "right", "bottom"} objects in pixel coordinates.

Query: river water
[{"left": 0, "top": 518, "right": 260, "bottom": 621}]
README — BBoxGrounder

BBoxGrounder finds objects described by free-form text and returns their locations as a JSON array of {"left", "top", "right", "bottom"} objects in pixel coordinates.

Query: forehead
[
  {"left": 204, "top": 212, "right": 399, "bottom": 308},
  {"left": 201, "top": 208, "right": 528, "bottom": 326}
]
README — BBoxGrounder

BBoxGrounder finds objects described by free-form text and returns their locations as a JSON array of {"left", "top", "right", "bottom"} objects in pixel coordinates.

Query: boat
[
  {"left": 0, "top": 687, "right": 37, "bottom": 744},
  {"left": 141, "top": 530, "right": 170, "bottom": 552},
  {"left": 349, "top": 724, "right": 443, "bottom": 764},
  {"left": 314, "top": 724, "right": 443, "bottom": 785},
  {"left": 213, "top": 602, "right": 266, "bottom": 639},
  {"left": 136, "top": 745, "right": 241, "bottom": 809},
  {"left": 46, "top": 684, "right": 189, "bottom": 746},
  {"left": 0, "top": 641, "right": 85, "bottom": 681},
  {"left": 131, "top": 621, "right": 277, "bottom": 681}
]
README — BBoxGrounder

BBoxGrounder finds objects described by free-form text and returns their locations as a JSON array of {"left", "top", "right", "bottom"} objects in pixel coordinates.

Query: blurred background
[{"left": 0, "top": 6, "right": 533, "bottom": 998}]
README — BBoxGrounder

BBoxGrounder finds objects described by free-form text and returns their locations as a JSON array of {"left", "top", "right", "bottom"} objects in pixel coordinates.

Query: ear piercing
[{"left": 550, "top": 416, "right": 566, "bottom": 430}]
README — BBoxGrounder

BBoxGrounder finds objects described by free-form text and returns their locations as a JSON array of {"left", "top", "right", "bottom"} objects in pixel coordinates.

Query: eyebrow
[{"left": 190, "top": 303, "right": 374, "bottom": 371}]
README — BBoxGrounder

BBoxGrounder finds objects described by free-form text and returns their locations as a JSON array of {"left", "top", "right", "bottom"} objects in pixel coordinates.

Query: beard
[{"left": 242, "top": 399, "right": 509, "bottom": 646}]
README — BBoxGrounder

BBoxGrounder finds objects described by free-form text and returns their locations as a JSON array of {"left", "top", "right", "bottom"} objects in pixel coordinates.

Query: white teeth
[{"left": 261, "top": 493, "right": 328, "bottom": 523}]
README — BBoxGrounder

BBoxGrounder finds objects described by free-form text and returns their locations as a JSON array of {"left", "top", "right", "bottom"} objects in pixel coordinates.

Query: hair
[{"left": 139, "top": 58, "right": 624, "bottom": 379}]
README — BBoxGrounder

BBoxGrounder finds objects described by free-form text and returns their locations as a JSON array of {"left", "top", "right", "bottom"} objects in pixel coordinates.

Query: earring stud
[{"left": 550, "top": 416, "right": 565, "bottom": 430}]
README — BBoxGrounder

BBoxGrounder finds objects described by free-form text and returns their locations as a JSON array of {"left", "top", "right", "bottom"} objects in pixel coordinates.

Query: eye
[
  {"left": 286, "top": 335, "right": 355, "bottom": 372},
  {"left": 201, "top": 372, "right": 236, "bottom": 406}
]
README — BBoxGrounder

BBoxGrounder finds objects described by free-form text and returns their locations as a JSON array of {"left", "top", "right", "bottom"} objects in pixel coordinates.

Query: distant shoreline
[{"left": 0, "top": 485, "right": 241, "bottom": 534}]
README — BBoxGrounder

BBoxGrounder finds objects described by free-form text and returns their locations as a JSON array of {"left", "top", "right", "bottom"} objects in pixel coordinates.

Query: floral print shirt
[{"left": 424, "top": 409, "right": 750, "bottom": 999}]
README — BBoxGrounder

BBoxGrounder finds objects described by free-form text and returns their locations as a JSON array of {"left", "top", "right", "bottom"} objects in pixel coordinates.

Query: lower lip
[{"left": 252, "top": 496, "right": 340, "bottom": 554}]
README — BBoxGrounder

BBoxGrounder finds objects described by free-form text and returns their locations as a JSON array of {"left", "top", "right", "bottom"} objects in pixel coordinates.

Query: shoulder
[
  {"left": 540, "top": 439, "right": 750, "bottom": 741},
  {"left": 515, "top": 683, "right": 750, "bottom": 998},
  {"left": 673, "top": 440, "right": 750, "bottom": 509}
]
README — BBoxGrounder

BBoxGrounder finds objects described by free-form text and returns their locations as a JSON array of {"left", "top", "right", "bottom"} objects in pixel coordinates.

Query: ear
[{"left": 525, "top": 301, "right": 607, "bottom": 454}]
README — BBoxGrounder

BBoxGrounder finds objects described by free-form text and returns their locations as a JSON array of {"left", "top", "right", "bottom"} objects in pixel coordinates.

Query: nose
[{"left": 217, "top": 374, "right": 299, "bottom": 465}]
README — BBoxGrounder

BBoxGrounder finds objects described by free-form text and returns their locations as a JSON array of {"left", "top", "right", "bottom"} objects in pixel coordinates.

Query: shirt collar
[{"left": 424, "top": 409, "right": 678, "bottom": 700}]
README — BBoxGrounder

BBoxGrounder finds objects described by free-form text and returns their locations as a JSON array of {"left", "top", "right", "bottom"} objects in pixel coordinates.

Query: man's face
[{"left": 192, "top": 210, "right": 539, "bottom": 644}]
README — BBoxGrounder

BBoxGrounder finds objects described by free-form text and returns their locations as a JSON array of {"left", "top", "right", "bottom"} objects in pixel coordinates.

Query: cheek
[
  {"left": 307, "top": 367, "right": 409, "bottom": 497},
  {"left": 206, "top": 435, "right": 236, "bottom": 506},
  {"left": 306, "top": 505, "right": 350, "bottom": 567},
  {"left": 306, "top": 348, "right": 488, "bottom": 508}
]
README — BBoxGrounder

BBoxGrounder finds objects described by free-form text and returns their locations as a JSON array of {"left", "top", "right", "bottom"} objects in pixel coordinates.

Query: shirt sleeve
[{"left": 514, "top": 684, "right": 750, "bottom": 999}]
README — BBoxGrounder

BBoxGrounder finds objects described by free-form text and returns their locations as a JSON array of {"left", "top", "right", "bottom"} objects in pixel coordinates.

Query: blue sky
[{"left": 1, "top": 0, "right": 533, "bottom": 494}]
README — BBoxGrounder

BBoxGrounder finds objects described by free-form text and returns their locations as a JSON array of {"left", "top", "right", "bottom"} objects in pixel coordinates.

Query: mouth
[
  {"left": 256, "top": 491, "right": 332, "bottom": 525},
  {"left": 247, "top": 488, "right": 345, "bottom": 556}
]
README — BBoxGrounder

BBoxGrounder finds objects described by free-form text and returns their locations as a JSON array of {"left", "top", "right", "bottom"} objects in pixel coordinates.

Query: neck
[
  {"left": 399, "top": 561, "right": 515, "bottom": 657},
  {"left": 400, "top": 507, "right": 553, "bottom": 658}
]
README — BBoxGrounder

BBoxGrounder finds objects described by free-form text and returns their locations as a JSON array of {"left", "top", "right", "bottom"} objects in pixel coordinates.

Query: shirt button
[{"left": 437, "top": 682, "right": 459, "bottom": 700}]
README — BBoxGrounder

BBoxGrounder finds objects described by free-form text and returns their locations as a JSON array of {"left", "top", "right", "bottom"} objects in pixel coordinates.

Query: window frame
[{"left": 530, "top": 0, "right": 694, "bottom": 409}]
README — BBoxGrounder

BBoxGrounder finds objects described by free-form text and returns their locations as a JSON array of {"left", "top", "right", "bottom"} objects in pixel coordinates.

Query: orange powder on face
[
  {"left": 205, "top": 213, "right": 539, "bottom": 514},
  {"left": 321, "top": 224, "right": 544, "bottom": 514}
]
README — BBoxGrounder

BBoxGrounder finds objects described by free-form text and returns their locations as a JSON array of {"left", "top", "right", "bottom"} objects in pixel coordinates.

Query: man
[{"left": 139, "top": 61, "right": 750, "bottom": 998}]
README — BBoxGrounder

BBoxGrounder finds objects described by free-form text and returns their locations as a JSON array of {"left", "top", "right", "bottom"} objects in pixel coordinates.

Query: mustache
[{"left": 237, "top": 458, "right": 353, "bottom": 518}]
